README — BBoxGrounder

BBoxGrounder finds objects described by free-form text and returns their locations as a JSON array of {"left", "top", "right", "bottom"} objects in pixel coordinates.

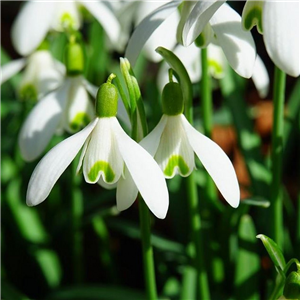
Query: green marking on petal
[
  {"left": 164, "top": 155, "right": 190, "bottom": 177},
  {"left": 208, "top": 60, "right": 223, "bottom": 78},
  {"left": 70, "top": 112, "right": 91, "bottom": 132},
  {"left": 19, "top": 84, "right": 38, "bottom": 101},
  {"left": 61, "top": 13, "right": 75, "bottom": 30},
  {"left": 243, "top": 7, "right": 263, "bottom": 34},
  {"left": 88, "top": 160, "right": 115, "bottom": 183}
]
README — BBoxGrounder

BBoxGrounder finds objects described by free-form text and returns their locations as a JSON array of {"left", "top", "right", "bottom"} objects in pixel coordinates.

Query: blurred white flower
[
  {"left": 126, "top": 1, "right": 256, "bottom": 78},
  {"left": 242, "top": 1, "right": 300, "bottom": 77},
  {"left": 18, "top": 75, "right": 95, "bottom": 162},
  {"left": 26, "top": 82, "right": 169, "bottom": 219},
  {"left": 12, "top": 1, "right": 121, "bottom": 56},
  {"left": 1, "top": 50, "right": 65, "bottom": 99}
]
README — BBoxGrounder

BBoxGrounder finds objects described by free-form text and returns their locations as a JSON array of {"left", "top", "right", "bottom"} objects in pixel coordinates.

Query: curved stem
[{"left": 270, "top": 66, "right": 286, "bottom": 249}]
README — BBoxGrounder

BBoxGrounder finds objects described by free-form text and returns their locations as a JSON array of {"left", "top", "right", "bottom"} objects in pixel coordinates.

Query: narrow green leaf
[
  {"left": 234, "top": 215, "right": 260, "bottom": 300},
  {"left": 155, "top": 46, "right": 193, "bottom": 121},
  {"left": 256, "top": 234, "right": 286, "bottom": 271},
  {"left": 241, "top": 198, "right": 270, "bottom": 208}
]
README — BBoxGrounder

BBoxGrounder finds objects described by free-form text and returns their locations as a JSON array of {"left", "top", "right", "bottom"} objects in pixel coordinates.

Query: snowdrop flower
[
  {"left": 158, "top": 43, "right": 269, "bottom": 98},
  {"left": 140, "top": 81, "right": 240, "bottom": 208},
  {"left": 1, "top": 50, "right": 65, "bottom": 99},
  {"left": 12, "top": 1, "right": 121, "bottom": 56},
  {"left": 19, "top": 42, "right": 95, "bottom": 162},
  {"left": 242, "top": 1, "right": 300, "bottom": 77},
  {"left": 126, "top": 1, "right": 256, "bottom": 78},
  {"left": 26, "top": 77, "right": 169, "bottom": 219}
]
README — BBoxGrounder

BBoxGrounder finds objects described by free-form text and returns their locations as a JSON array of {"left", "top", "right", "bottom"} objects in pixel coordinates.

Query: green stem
[
  {"left": 71, "top": 161, "right": 84, "bottom": 283},
  {"left": 270, "top": 66, "right": 286, "bottom": 249},
  {"left": 139, "top": 198, "right": 158, "bottom": 300},
  {"left": 184, "top": 62, "right": 210, "bottom": 300},
  {"left": 186, "top": 173, "right": 211, "bottom": 300},
  {"left": 200, "top": 48, "right": 221, "bottom": 211}
]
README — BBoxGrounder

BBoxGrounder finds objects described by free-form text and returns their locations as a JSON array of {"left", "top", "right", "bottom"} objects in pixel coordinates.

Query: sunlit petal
[
  {"left": 125, "top": 1, "right": 181, "bottom": 66},
  {"left": 179, "top": 0, "right": 225, "bottom": 46},
  {"left": 12, "top": 2, "right": 55, "bottom": 55},
  {"left": 18, "top": 82, "right": 70, "bottom": 162},
  {"left": 140, "top": 115, "right": 168, "bottom": 156},
  {"left": 113, "top": 118, "right": 169, "bottom": 219},
  {"left": 83, "top": 118, "right": 123, "bottom": 185},
  {"left": 0, "top": 58, "right": 26, "bottom": 84},
  {"left": 26, "top": 118, "right": 98, "bottom": 206},
  {"left": 252, "top": 55, "right": 269, "bottom": 98},
  {"left": 116, "top": 167, "right": 138, "bottom": 211},
  {"left": 263, "top": 1, "right": 300, "bottom": 77},
  {"left": 80, "top": 1, "right": 121, "bottom": 45},
  {"left": 210, "top": 4, "right": 256, "bottom": 78},
  {"left": 181, "top": 115, "right": 240, "bottom": 208}
]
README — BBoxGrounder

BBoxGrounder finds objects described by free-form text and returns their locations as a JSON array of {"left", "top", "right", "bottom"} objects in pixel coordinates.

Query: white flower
[
  {"left": 26, "top": 111, "right": 169, "bottom": 219},
  {"left": 19, "top": 75, "right": 95, "bottom": 162},
  {"left": 157, "top": 43, "right": 270, "bottom": 98},
  {"left": 12, "top": 1, "right": 121, "bottom": 56},
  {"left": 242, "top": 1, "right": 300, "bottom": 77},
  {"left": 140, "top": 113, "right": 240, "bottom": 208},
  {"left": 125, "top": 1, "right": 256, "bottom": 78},
  {"left": 1, "top": 50, "right": 65, "bottom": 99}
]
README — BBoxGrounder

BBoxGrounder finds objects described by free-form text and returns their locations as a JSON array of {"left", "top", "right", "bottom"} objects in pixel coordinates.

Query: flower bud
[
  {"left": 162, "top": 82, "right": 184, "bottom": 116},
  {"left": 95, "top": 75, "right": 118, "bottom": 118},
  {"left": 283, "top": 271, "right": 300, "bottom": 299},
  {"left": 64, "top": 42, "right": 84, "bottom": 76}
]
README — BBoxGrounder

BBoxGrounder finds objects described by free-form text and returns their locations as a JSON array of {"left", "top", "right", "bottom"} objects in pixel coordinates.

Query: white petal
[
  {"left": 12, "top": 2, "right": 55, "bottom": 56},
  {"left": 207, "top": 43, "right": 226, "bottom": 79},
  {"left": 18, "top": 82, "right": 70, "bottom": 162},
  {"left": 80, "top": 1, "right": 121, "bottom": 45},
  {"left": 83, "top": 118, "right": 123, "bottom": 185},
  {"left": 125, "top": 1, "right": 181, "bottom": 66},
  {"left": 98, "top": 177, "right": 117, "bottom": 190},
  {"left": 76, "top": 135, "right": 90, "bottom": 174},
  {"left": 210, "top": 3, "right": 256, "bottom": 78},
  {"left": 251, "top": 55, "right": 269, "bottom": 98},
  {"left": 179, "top": 0, "right": 226, "bottom": 46},
  {"left": 113, "top": 118, "right": 169, "bottom": 219},
  {"left": 116, "top": 167, "right": 138, "bottom": 211},
  {"left": 63, "top": 77, "right": 94, "bottom": 133},
  {"left": 154, "top": 115, "right": 195, "bottom": 178},
  {"left": 140, "top": 115, "right": 168, "bottom": 156},
  {"left": 0, "top": 58, "right": 26, "bottom": 84},
  {"left": 181, "top": 115, "right": 240, "bottom": 208},
  {"left": 263, "top": 1, "right": 300, "bottom": 77},
  {"left": 26, "top": 118, "right": 98, "bottom": 206},
  {"left": 82, "top": 78, "right": 98, "bottom": 99}
]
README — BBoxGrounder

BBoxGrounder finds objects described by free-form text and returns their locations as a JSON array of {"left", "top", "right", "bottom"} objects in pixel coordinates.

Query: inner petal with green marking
[
  {"left": 164, "top": 155, "right": 190, "bottom": 177},
  {"left": 88, "top": 160, "right": 115, "bottom": 183},
  {"left": 70, "top": 112, "right": 91, "bottom": 132},
  {"left": 242, "top": 1, "right": 264, "bottom": 34}
]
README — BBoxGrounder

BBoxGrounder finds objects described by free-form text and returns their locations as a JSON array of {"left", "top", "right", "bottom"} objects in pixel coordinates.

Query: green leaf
[
  {"left": 241, "top": 198, "right": 270, "bottom": 208},
  {"left": 256, "top": 234, "right": 286, "bottom": 271},
  {"left": 234, "top": 215, "right": 260, "bottom": 300}
]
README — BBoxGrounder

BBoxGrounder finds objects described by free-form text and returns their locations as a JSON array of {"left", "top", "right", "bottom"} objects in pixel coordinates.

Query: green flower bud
[
  {"left": 283, "top": 271, "right": 300, "bottom": 299},
  {"left": 162, "top": 82, "right": 184, "bottom": 116},
  {"left": 95, "top": 75, "right": 118, "bottom": 118},
  {"left": 64, "top": 42, "right": 84, "bottom": 76}
]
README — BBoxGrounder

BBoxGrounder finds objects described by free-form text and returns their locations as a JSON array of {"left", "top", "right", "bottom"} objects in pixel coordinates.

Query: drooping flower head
[
  {"left": 242, "top": 0, "right": 299, "bottom": 77},
  {"left": 140, "top": 80, "right": 240, "bottom": 208},
  {"left": 18, "top": 40, "right": 95, "bottom": 162},
  {"left": 27, "top": 75, "right": 169, "bottom": 219}
]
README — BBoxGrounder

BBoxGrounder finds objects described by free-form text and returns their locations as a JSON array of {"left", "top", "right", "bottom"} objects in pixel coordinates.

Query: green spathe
[
  {"left": 164, "top": 155, "right": 190, "bottom": 177},
  {"left": 283, "top": 271, "right": 300, "bottom": 299},
  {"left": 64, "top": 42, "right": 84, "bottom": 76},
  {"left": 95, "top": 82, "right": 118, "bottom": 118},
  {"left": 88, "top": 160, "right": 115, "bottom": 183},
  {"left": 162, "top": 82, "right": 184, "bottom": 116}
]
